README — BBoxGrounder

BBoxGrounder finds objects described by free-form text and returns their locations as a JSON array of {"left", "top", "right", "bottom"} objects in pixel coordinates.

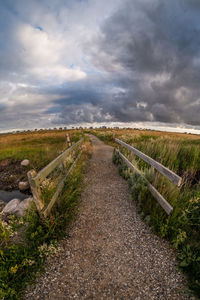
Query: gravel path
[{"left": 24, "top": 135, "right": 193, "bottom": 300}]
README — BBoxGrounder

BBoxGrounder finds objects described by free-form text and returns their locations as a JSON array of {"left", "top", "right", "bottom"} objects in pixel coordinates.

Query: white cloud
[
  {"left": 16, "top": 24, "right": 87, "bottom": 84},
  {"left": 17, "top": 24, "right": 62, "bottom": 65},
  {"left": 136, "top": 101, "right": 148, "bottom": 108},
  {"left": 32, "top": 65, "right": 86, "bottom": 83}
]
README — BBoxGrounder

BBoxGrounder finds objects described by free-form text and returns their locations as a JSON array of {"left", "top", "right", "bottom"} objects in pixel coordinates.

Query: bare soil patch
[{"left": 0, "top": 159, "right": 28, "bottom": 191}]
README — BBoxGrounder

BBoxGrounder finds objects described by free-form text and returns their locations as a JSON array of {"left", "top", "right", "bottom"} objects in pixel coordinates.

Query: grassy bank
[
  {"left": 0, "top": 130, "right": 83, "bottom": 171},
  {"left": 92, "top": 129, "right": 200, "bottom": 297},
  {"left": 0, "top": 129, "right": 84, "bottom": 191},
  {"left": 0, "top": 132, "right": 92, "bottom": 299}
]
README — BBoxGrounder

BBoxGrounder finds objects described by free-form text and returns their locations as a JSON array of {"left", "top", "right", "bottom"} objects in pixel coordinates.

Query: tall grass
[
  {"left": 0, "top": 133, "right": 92, "bottom": 299},
  {"left": 94, "top": 129, "right": 200, "bottom": 297},
  {"left": 0, "top": 130, "right": 83, "bottom": 171}
]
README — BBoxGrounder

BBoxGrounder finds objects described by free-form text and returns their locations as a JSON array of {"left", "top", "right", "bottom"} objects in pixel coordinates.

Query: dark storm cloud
[
  {"left": 0, "top": 0, "right": 200, "bottom": 131},
  {"left": 78, "top": 0, "right": 200, "bottom": 126},
  {"left": 45, "top": 80, "right": 114, "bottom": 124}
]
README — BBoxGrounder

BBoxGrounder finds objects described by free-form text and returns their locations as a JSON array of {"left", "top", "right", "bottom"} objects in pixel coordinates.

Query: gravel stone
[{"left": 24, "top": 136, "right": 194, "bottom": 300}]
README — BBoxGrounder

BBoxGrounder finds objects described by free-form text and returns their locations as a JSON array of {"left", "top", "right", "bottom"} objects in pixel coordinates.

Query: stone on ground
[
  {"left": 15, "top": 197, "right": 33, "bottom": 217},
  {"left": 2, "top": 197, "right": 33, "bottom": 217},
  {"left": 21, "top": 159, "right": 30, "bottom": 166},
  {"left": 2, "top": 198, "right": 20, "bottom": 215},
  {"left": 19, "top": 181, "right": 29, "bottom": 191}
]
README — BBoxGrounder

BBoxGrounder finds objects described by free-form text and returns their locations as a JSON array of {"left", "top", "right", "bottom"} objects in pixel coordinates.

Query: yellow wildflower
[{"left": 10, "top": 265, "right": 18, "bottom": 274}]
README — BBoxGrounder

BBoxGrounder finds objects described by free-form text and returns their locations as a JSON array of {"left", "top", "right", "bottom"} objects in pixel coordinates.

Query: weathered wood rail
[
  {"left": 115, "top": 138, "right": 182, "bottom": 187},
  {"left": 28, "top": 138, "right": 83, "bottom": 217},
  {"left": 115, "top": 138, "right": 183, "bottom": 215}
]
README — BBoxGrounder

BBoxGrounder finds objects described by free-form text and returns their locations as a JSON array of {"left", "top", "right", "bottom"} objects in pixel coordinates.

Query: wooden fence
[
  {"left": 115, "top": 138, "right": 183, "bottom": 215},
  {"left": 28, "top": 139, "right": 83, "bottom": 217}
]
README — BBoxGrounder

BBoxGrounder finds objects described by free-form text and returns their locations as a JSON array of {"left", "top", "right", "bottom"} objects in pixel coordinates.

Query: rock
[
  {"left": 15, "top": 197, "right": 34, "bottom": 217},
  {"left": 21, "top": 159, "right": 30, "bottom": 166},
  {"left": 19, "top": 181, "right": 29, "bottom": 191},
  {"left": 2, "top": 197, "right": 34, "bottom": 217},
  {"left": 2, "top": 198, "right": 20, "bottom": 215}
]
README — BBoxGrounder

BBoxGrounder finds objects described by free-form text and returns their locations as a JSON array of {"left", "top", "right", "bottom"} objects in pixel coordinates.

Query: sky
[{"left": 0, "top": 0, "right": 200, "bottom": 133}]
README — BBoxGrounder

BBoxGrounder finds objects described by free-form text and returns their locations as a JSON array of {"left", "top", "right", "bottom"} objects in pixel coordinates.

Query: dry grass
[{"left": 0, "top": 130, "right": 83, "bottom": 171}]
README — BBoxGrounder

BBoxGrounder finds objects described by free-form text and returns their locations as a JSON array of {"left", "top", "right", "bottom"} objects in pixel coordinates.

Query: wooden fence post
[
  {"left": 66, "top": 134, "right": 71, "bottom": 147},
  {"left": 27, "top": 170, "right": 43, "bottom": 212},
  {"left": 28, "top": 139, "right": 83, "bottom": 217}
]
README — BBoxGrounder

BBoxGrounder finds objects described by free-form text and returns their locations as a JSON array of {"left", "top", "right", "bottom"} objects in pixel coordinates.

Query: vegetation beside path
[
  {"left": 0, "top": 130, "right": 92, "bottom": 299},
  {"left": 24, "top": 135, "right": 193, "bottom": 299},
  {"left": 92, "top": 129, "right": 200, "bottom": 297},
  {"left": 0, "top": 128, "right": 199, "bottom": 298}
]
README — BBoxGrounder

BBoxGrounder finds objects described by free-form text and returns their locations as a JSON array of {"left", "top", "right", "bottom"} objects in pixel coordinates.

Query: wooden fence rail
[
  {"left": 117, "top": 150, "right": 173, "bottom": 215},
  {"left": 115, "top": 138, "right": 182, "bottom": 187},
  {"left": 115, "top": 138, "right": 182, "bottom": 215},
  {"left": 28, "top": 138, "right": 83, "bottom": 217}
]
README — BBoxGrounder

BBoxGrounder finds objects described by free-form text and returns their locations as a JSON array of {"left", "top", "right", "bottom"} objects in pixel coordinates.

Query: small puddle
[{"left": 0, "top": 190, "right": 28, "bottom": 203}]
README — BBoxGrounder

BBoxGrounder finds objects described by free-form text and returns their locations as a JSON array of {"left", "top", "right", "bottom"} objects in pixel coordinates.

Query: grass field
[
  {"left": 0, "top": 130, "right": 83, "bottom": 171},
  {"left": 0, "top": 129, "right": 91, "bottom": 299},
  {"left": 92, "top": 128, "right": 200, "bottom": 296},
  {"left": 0, "top": 129, "right": 84, "bottom": 191},
  {"left": 0, "top": 128, "right": 199, "bottom": 298}
]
